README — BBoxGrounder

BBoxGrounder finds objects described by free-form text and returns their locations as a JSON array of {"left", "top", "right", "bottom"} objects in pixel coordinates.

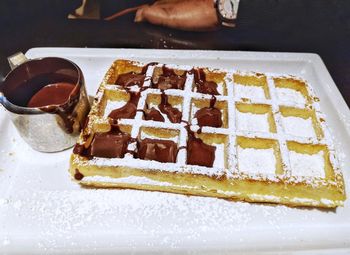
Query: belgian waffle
[{"left": 69, "top": 59, "right": 346, "bottom": 208}]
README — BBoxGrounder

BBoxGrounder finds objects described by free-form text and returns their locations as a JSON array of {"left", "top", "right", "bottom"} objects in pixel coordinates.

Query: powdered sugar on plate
[{"left": 0, "top": 48, "right": 348, "bottom": 253}]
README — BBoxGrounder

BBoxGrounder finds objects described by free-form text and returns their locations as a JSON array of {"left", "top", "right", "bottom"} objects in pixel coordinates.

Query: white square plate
[{"left": 1, "top": 48, "right": 350, "bottom": 254}]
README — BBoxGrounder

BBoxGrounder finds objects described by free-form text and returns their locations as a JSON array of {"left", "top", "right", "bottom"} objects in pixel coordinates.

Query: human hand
[{"left": 134, "top": 0, "right": 219, "bottom": 31}]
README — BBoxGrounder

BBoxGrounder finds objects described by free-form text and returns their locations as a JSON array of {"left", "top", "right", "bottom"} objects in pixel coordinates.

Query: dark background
[{"left": 1, "top": 0, "right": 349, "bottom": 105}]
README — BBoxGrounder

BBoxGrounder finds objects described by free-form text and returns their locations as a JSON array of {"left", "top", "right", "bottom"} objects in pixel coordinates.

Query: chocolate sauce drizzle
[
  {"left": 194, "top": 95, "right": 222, "bottom": 128},
  {"left": 73, "top": 122, "right": 131, "bottom": 159},
  {"left": 108, "top": 91, "right": 140, "bottom": 120},
  {"left": 115, "top": 62, "right": 157, "bottom": 87},
  {"left": 158, "top": 91, "right": 182, "bottom": 123},
  {"left": 90, "top": 127, "right": 131, "bottom": 159},
  {"left": 73, "top": 142, "right": 92, "bottom": 159},
  {"left": 192, "top": 68, "right": 219, "bottom": 95},
  {"left": 115, "top": 72, "right": 145, "bottom": 87},
  {"left": 109, "top": 64, "right": 161, "bottom": 121},
  {"left": 186, "top": 125, "right": 216, "bottom": 167},
  {"left": 141, "top": 107, "right": 165, "bottom": 122},
  {"left": 136, "top": 138, "right": 178, "bottom": 163},
  {"left": 209, "top": 94, "right": 216, "bottom": 108},
  {"left": 142, "top": 62, "right": 158, "bottom": 74},
  {"left": 74, "top": 168, "right": 84, "bottom": 181},
  {"left": 75, "top": 62, "right": 219, "bottom": 169},
  {"left": 152, "top": 65, "right": 187, "bottom": 90},
  {"left": 75, "top": 62, "right": 185, "bottom": 164}
]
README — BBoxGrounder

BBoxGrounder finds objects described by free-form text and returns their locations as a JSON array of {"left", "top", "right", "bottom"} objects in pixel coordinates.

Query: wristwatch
[{"left": 215, "top": 0, "right": 240, "bottom": 27}]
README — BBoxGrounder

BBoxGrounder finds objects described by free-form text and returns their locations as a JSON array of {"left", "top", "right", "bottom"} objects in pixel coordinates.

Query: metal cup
[{"left": 0, "top": 52, "right": 90, "bottom": 152}]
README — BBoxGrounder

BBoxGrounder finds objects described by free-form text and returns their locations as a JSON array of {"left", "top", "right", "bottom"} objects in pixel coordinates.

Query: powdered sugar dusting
[
  {"left": 73, "top": 59, "right": 345, "bottom": 207},
  {"left": 281, "top": 116, "right": 316, "bottom": 138},
  {"left": 1, "top": 188, "right": 262, "bottom": 251},
  {"left": 140, "top": 128, "right": 179, "bottom": 143},
  {"left": 289, "top": 151, "right": 325, "bottom": 178},
  {"left": 213, "top": 143, "right": 225, "bottom": 169},
  {"left": 83, "top": 175, "right": 174, "bottom": 186},
  {"left": 235, "top": 84, "right": 266, "bottom": 100},
  {"left": 276, "top": 88, "right": 306, "bottom": 105},
  {"left": 1, "top": 52, "right": 349, "bottom": 253},
  {"left": 236, "top": 111, "right": 270, "bottom": 133},
  {"left": 216, "top": 82, "right": 225, "bottom": 95},
  {"left": 237, "top": 147, "right": 276, "bottom": 175}
]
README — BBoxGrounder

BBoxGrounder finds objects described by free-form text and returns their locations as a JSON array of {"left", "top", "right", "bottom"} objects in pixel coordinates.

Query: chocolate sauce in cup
[
  {"left": 0, "top": 53, "right": 90, "bottom": 152},
  {"left": 27, "top": 82, "right": 76, "bottom": 108}
]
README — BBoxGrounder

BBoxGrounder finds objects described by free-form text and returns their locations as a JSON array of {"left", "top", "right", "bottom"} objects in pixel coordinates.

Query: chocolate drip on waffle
[
  {"left": 73, "top": 143, "right": 92, "bottom": 159},
  {"left": 136, "top": 138, "right": 178, "bottom": 163},
  {"left": 141, "top": 62, "right": 158, "bottom": 74},
  {"left": 192, "top": 68, "right": 219, "bottom": 95},
  {"left": 186, "top": 126, "right": 216, "bottom": 167},
  {"left": 142, "top": 107, "right": 165, "bottom": 122},
  {"left": 109, "top": 63, "right": 162, "bottom": 120},
  {"left": 90, "top": 127, "right": 131, "bottom": 159},
  {"left": 73, "top": 123, "right": 131, "bottom": 159},
  {"left": 74, "top": 168, "right": 84, "bottom": 180},
  {"left": 115, "top": 62, "right": 157, "bottom": 87},
  {"left": 115, "top": 72, "right": 145, "bottom": 87},
  {"left": 194, "top": 95, "right": 223, "bottom": 127},
  {"left": 158, "top": 91, "right": 182, "bottom": 123},
  {"left": 153, "top": 65, "right": 187, "bottom": 90},
  {"left": 108, "top": 91, "right": 140, "bottom": 120}
]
